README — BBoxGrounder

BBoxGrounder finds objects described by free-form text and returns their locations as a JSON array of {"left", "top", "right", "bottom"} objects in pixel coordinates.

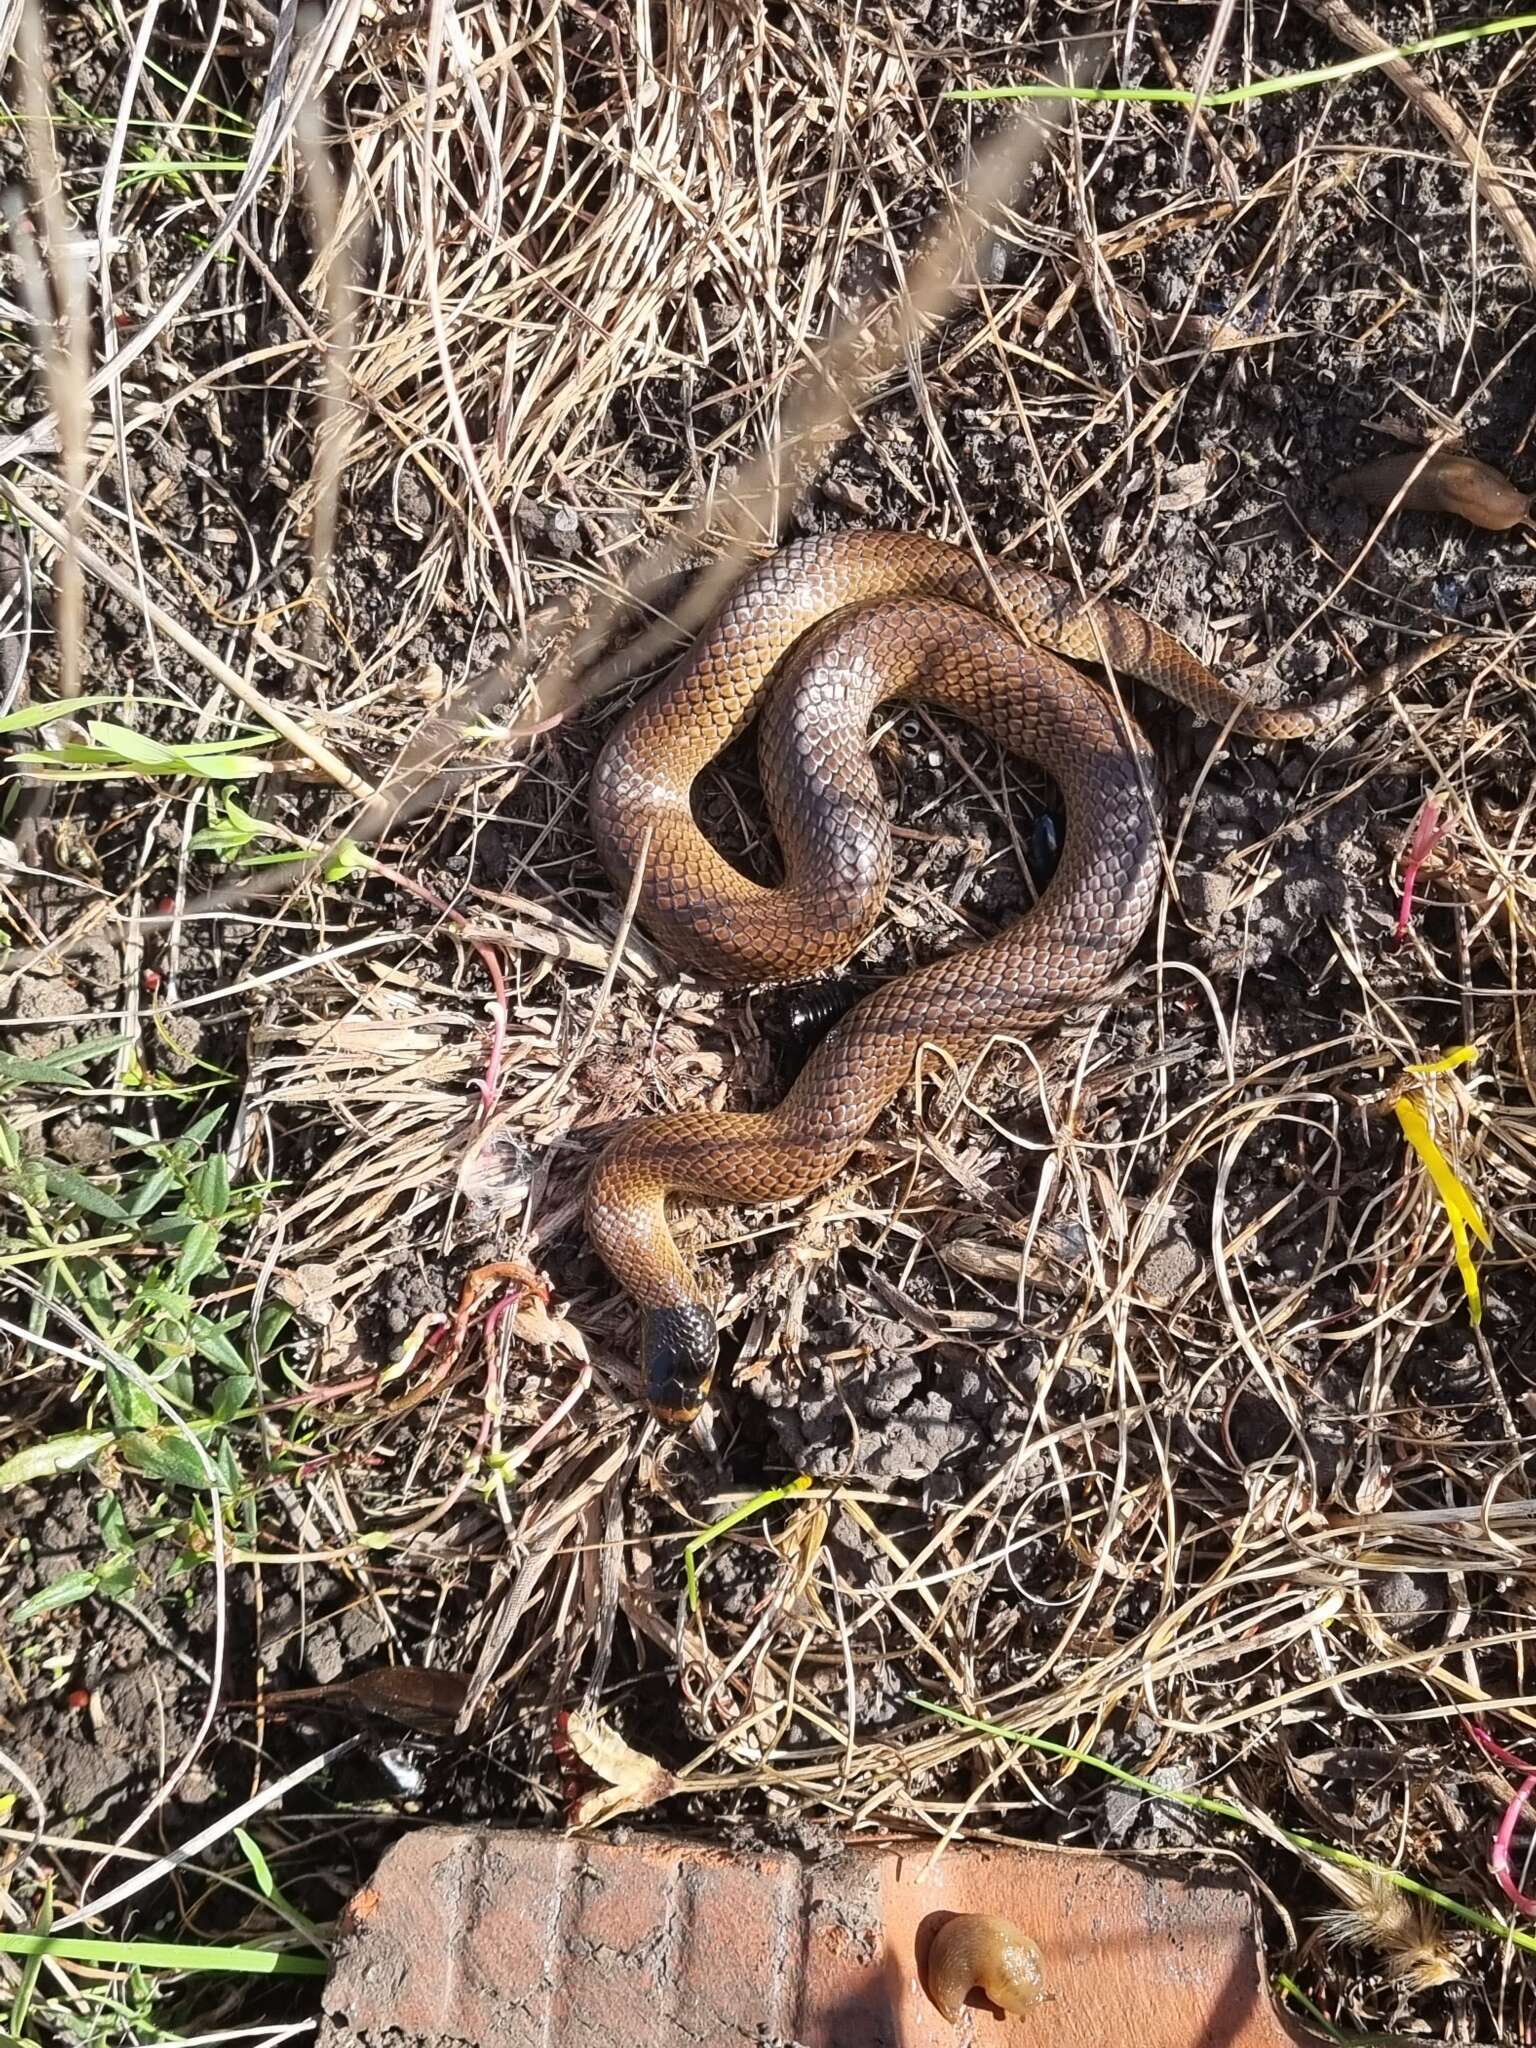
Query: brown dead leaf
[
  {"left": 555, "top": 1709, "right": 679, "bottom": 1828},
  {"left": 771, "top": 1496, "right": 831, "bottom": 1625},
  {"left": 273, "top": 1260, "right": 343, "bottom": 1327},
  {"left": 510, "top": 1293, "right": 590, "bottom": 1361}
]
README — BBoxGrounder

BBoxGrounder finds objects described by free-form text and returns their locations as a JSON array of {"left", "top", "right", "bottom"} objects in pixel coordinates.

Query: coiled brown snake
[{"left": 585, "top": 529, "right": 1389, "bottom": 1423}]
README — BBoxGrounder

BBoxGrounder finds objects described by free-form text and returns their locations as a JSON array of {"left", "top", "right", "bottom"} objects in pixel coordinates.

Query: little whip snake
[{"left": 585, "top": 529, "right": 1407, "bottom": 1423}]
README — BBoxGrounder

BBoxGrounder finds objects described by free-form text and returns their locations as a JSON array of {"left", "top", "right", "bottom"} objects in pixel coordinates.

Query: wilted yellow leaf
[
  {"left": 1393, "top": 1084, "right": 1489, "bottom": 1324},
  {"left": 1405, "top": 1044, "right": 1480, "bottom": 1079}
]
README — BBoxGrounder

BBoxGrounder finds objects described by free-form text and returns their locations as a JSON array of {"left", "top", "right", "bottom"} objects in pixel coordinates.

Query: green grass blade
[
  {"left": 947, "top": 12, "right": 1536, "bottom": 104},
  {"left": 0, "top": 1932, "right": 327, "bottom": 1976},
  {"left": 684, "top": 1475, "right": 813, "bottom": 1610}
]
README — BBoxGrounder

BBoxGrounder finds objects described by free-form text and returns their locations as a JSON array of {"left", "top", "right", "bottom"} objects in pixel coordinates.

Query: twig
[
  {"left": 1296, "top": 0, "right": 1536, "bottom": 287},
  {"left": 353, "top": 853, "right": 508, "bottom": 1118},
  {"left": 1146, "top": 19, "right": 1242, "bottom": 202},
  {"left": 1179, "top": 0, "right": 1241, "bottom": 186},
  {"left": 294, "top": 88, "right": 361, "bottom": 649},
  {"left": 17, "top": 0, "right": 89, "bottom": 701}
]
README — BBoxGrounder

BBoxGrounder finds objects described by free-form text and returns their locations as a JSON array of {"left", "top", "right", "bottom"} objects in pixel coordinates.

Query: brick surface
[{"left": 320, "top": 1827, "right": 1342, "bottom": 2047}]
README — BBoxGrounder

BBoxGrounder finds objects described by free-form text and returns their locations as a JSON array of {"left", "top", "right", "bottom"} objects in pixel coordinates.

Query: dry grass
[{"left": 3, "top": 1, "right": 1536, "bottom": 2043}]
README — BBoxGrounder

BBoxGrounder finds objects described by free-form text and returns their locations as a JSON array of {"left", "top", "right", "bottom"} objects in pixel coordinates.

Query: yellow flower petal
[
  {"left": 1447, "top": 1211, "right": 1483, "bottom": 1326},
  {"left": 1395, "top": 1095, "right": 1492, "bottom": 1248},
  {"left": 1406, "top": 1043, "right": 1480, "bottom": 1077},
  {"left": 1394, "top": 1093, "right": 1491, "bottom": 1326}
]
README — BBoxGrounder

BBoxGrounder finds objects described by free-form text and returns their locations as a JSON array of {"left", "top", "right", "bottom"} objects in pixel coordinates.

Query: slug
[
  {"left": 1330, "top": 450, "right": 1529, "bottom": 531},
  {"left": 927, "top": 1913, "right": 1047, "bottom": 2025}
]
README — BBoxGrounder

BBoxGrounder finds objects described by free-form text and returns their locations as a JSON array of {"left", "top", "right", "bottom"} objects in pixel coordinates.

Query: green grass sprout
[{"left": 947, "top": 13, "right": 1536, "bottom": 104}]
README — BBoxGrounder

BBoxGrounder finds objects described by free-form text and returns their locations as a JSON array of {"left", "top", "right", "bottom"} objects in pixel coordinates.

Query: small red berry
[{"left": 67, "top": 1688, "right": 91, "bottom": 1711}]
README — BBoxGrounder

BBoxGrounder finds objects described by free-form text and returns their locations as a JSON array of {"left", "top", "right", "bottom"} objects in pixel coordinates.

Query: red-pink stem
[
  {"left": 1466, "top": 1722, "right": 1536, "bottom": 1913},
  {"left": 510, "top": 1364, "right": 592, "bottom": 1471},
  {"left": 474, "top": 956, "right": 510, "bottom": 1119},
  {"left": 1466, "top": 1720, "right": 1536, "bottom": 1775},
  {"left": 1491, "top": 1773, "right": 1536, "bottom": 1914},
  {"left": 1395, "top": 796, "right": 1448, "bottom": 941},
  {"left": 482, "top": 1295, "right": 521, "bottom": 1347}
]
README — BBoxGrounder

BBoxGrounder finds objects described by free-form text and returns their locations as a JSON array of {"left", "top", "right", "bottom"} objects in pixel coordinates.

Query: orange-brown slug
[
  {"left": 1331, "top": 450, "right": 1529, "bottom": 531},
  {"left": 927, "top": 1912, "right": 1047, "bottom": 2025}
]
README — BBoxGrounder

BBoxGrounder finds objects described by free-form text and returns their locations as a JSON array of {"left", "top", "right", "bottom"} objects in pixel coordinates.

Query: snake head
[{"left": 641, "top": 1304, "right": 718, "bottom": 1424}]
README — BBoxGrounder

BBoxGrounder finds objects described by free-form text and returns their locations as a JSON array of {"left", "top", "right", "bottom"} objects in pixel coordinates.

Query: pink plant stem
[
  {"left": 510, "top": 1364, "right": 593, "bottom": 1471},
  {"left": 1466, "top": 1720, "right": 1536, "bottom": 1775},
  {"left": 1466, "top": 1721, "right": 1536, "bottom": 1913},
  {"left": 481, "top": 1295, "right": 592, "bottom": 1468},
  {"left": 1491, "top": 1773, "right": 1536, "bottom": 1914},
  {"left": 1395, "top": 796, "right": 1448, "bottom": 941}
]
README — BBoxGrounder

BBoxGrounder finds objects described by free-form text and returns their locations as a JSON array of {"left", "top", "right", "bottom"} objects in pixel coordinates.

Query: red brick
[{"left": 319, "top": 1827, "right": 1347, "bottom": 2046}]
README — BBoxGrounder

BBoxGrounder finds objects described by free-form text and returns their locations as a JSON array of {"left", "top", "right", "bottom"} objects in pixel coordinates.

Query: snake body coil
[{"left": 586, "top": 531, "right": 1364, "bottom": 1422}]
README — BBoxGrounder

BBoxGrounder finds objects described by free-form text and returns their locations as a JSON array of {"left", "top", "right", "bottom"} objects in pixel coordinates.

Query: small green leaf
[
  {"left": 234, "top": 1828, "right": 275, "bottom": 1899},
  {"left": 8, "top": 1863, "right": 48, "bottom": 2032},
  {"left": 118, "top": 1430, "right": 220, "bottom": 1491},
  {"left": 211, "top": 1373, "right": 256, "bottom": 1423},
  {"left": 137, "top": 1215, "right": 203, "bottom": 1246},
  {"left": 95, "top": 1554, "right": 140, "bottom": 1601},
  {"left": 0, "top": 1432, "right": 112, "bottom": 1490},
  {"left": 167, "top": 753, "right": 273, "bottom": 781},
  {"left": 125, "top": 1162, "right": 179, "bottom": 1218},
  {"left": 15, "top": 1569, "right": 103, "bottom": 1622},
  {"left": 219, "top": 793, "right": 265, "bottom": 833},
  {"left": 11, "top": 745, "right": 125, "bottom": 767},
  {"left": 214, "top": 1437, "right": 242, "bottom": 1494},
  {"left": 190, "top": 1153, "right": 232, "bottom": 1219},
  {"left": 41, "top": 1163, "right": 132, "bottom": 1223},
  {"left": 173, "top": 1220, "right": 222, "bottom": 1288},
  {"left": 83, "top": 724, "right": 274, "bottom": 772},
  {"left": 323, "top": 839, "right": 368, "bottom": 882},
  {"left": 104, "top": 1364, "right": 157, "bottom": 1431},
  {"left": 189, "top": 791, "right": 281, "bottom": 860},
  {"left": 0, "top": 1035, "right": 126, "bottom": 1093},
  {"left": 143, "top": 1318, "right": 193, "bottom": 1371},
  {"left": 87, "top": 720, "right": 176, "bottom": 766},
  {"left": 185, "top": 1106, "right": 228, "bottom": 1147},
  {"left": 190, "top": 1315, "right": 248, "bottom": 1377},
  {"left": 254, "top": 1302, "right": 293, "bottom": 1356},
  {"left": 110, "top": 1126, "right": 169, "bottom": 1157},
  {"left": 15, "top": 735, "right": 274, "bottom": 781},
  {"left": 0, "top": 693, "right": 121, "bottom": 732},
  {"left": 96, "top": 1492, "right": 132, "bottom": 1553},
  {"left": 169, "top": 735, "right": 274, "bottom": 768},
  {"left": 12, "top": 1548, "right": 138, "bottom": 1613}
]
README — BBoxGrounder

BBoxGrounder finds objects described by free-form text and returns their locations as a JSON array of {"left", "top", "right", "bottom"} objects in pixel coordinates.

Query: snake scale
[{"left": 584, "top": 530, "right": 1376, "bottom": 1423}]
